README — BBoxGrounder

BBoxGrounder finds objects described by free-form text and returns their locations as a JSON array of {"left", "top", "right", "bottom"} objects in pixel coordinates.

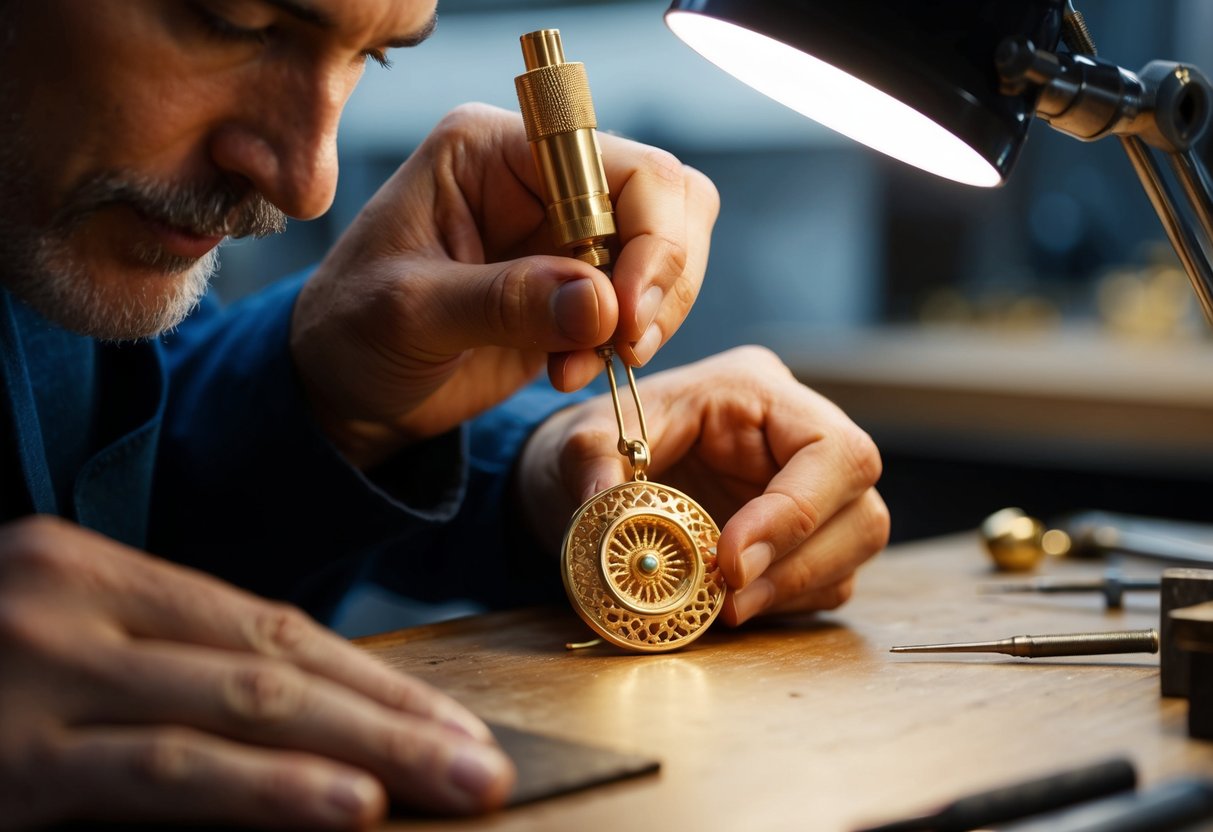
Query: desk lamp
[{"left": 664, "top": 0, "right": 1213, "bottom": 322}]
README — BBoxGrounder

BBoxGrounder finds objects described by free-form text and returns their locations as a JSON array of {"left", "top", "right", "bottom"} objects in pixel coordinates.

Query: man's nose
[{"left": 207, "top": 70, "right": 347, "bottom": 221}]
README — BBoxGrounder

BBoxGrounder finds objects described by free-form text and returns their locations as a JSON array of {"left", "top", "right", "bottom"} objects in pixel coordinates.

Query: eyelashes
[{"left": 185, "top": 1, "right": 394, "bottom": 70}]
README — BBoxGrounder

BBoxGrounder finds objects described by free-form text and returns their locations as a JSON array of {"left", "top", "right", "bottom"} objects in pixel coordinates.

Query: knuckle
[
  {"left": 648, "top": 232, "right": 689, "bottom": 284},
  {"left": 641, "top": 146, "right": 686, "bottom": 185},
  {"left": 729, "top": 344, "right": 786, "bottom": 376},
  {"left": 780, "top": 560, "right": 817, "bottom": 601},
  {"left": 382, "top": 726, "right": 442, "bottom": 775},
  {"left": 686, "top": 165, "right": 721, "bottom": 216},
  {"left": 244, "top": 603, "right": 313, "bottom": 658},
  {"left": 483, "top": 262, "right": 527, "bottom": 335},
  {"left": 773, "top": 491, "right": 822, "bottom": 543},
  {"left": 130, "top": 730, "right": 197, "bottom": 787},
  {"left": 564, "top": 424, "right": 618, "bottom": 464},
  {"left": 842, "top": 425, "right": 883, "bottom": 487},
  {"left": 221, "top": 663, "right": 305, "bottom": 726},
  {"left": 0, "top": 601, "right": 46, "bottom": 654},
  {"left": 251, "top": 763, "right": 323, "bottom": 813},
  {"left": 668, "top": 268, "right": 697, "bottom": 312},
  {"left": 821, "top": 578, "right": 856, "bottom": 611},
  {"left": 861, "top": 491, "right": 892, "bottom": 552},
  {"left": 0, "top": 517, "right": 77, "bottom": 582},
  {"left": 433, "top": 102, "right": 497, "bottom": 138}
]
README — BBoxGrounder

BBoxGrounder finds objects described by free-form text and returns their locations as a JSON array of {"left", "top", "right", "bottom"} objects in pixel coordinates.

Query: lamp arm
[
  {"left": 1119, "top": 135, "right": 1213, "bottom": 322},
  {"left": 1171, "top": 145, "right": 1213, "bottom": 245},
  {"left": 999, "top": 40, "right": 1213, "bottom": 323}
]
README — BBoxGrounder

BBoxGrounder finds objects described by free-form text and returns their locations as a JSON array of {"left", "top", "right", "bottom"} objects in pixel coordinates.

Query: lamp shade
[{"left": 665, "top": 0, "right": 1065, "bottom": 187}]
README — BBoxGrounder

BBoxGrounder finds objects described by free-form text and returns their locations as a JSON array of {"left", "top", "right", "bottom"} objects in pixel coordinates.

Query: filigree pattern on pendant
[{"left": 561, "top": 481, "right": 724, "bottom": 652}]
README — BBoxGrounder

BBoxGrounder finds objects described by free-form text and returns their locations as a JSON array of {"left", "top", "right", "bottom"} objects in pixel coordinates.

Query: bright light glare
[{"left": 666, "top": 11, "right": 1003, "bottom": 187}]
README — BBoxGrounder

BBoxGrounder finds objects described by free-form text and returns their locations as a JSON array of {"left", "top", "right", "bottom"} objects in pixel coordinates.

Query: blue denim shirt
[{"left": 0, "top": 273, "right": 572, "bottom": 620}]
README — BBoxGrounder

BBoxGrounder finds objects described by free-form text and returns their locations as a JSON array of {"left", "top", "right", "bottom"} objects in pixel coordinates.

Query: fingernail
[
  {"left": 552, "top": 279, "right": 600, "bottom": 343},
  {"left": 634, "top": 286, "right": 664, "bottom": 333},
  {"left": 732, "top": 577, "right": 775, "bottom": 624},
  {"left": 740, "top": 542, "right": 774, "bottom": 585},
  {"left": 326, "top": 772, "right": 381, "bottom": 821},
  {"left": 630, "top": 322, "right": 663, "bottom": 365},
  {"left": 449, "top": 744, "right": 510, "bottom": 802}
]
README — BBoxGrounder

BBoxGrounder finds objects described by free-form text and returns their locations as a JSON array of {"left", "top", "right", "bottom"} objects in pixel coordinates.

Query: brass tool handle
[
  {"left": 515, "top": 29, "right": 616, "bottom": 268},
  {"left": 515, "top": 29, "right": 648, "bottom": 477}
]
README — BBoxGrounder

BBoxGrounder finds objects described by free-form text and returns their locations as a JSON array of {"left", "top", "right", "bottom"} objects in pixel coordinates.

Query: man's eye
[{"left": 188, "top": 1, "right": 271, "bottom": 44}]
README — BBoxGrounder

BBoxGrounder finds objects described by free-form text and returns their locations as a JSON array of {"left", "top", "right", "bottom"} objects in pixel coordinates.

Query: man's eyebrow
[
  {"left": 260, "top": 0, "right": 438, "bottom": 49},
  {"left": 385, "top": 12, "right": 438, "bottom": 49}
]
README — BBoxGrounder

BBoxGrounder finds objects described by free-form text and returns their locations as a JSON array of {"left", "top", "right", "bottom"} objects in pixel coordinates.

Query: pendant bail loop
[
  {"left": 599, "top": 346, "right": 651, "bottom": 480},
  {"left": 624, "top": 438, "right": 650, "bottom": 481}
]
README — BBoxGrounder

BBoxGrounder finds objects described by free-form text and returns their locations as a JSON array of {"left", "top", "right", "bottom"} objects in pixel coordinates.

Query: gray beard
[
  {"left": 0, "top": 16, "right": 283, "bottom": 341},
  {"left": 15, "top": 233, "right": 218, "bottom": 341},
  {"left": 0, "top": 161, "right": 218, "bottom": 340},
  {"left": 0, "top": 109, "right": 211, "bottom": 341}
]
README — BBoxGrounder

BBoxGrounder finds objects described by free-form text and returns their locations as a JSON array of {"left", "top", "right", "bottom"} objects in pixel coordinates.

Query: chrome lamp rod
[{"left": 996, "top": 25, "right": 1213, "bottom": 323}]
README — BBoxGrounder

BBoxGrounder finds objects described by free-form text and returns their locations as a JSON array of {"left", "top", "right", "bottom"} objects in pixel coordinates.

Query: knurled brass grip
[
  {"left": 515, "top": 29, "right": 616, "bottom": 267},
  {"left": 515, "top": 63, "right": 597, "bottom": 141}
]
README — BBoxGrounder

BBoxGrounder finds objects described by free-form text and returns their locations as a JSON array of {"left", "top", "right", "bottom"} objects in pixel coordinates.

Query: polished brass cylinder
[{"left": 515, "top": 29, "right": 616, "bottom": 268}]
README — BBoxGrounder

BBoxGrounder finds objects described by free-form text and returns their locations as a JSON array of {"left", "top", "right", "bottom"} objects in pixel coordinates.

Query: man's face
[{"left": 0, "top": 0, "right": 436, "bottom": 339}]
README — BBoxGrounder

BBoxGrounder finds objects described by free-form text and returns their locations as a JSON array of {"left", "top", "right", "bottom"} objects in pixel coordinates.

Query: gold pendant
[{"left": 560, "top": 350, "right": 725, "bottom": 652}]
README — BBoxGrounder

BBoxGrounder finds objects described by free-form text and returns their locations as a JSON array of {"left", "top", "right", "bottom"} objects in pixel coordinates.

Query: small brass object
[
  {"left": 981, "top": 507, "right": 1213, "bottom": 572},
  {"left": 980, "top": 507, "right": 1071, "bottom": 571},
  {"left": 515, "top": 29, "right": 725, "bottom": 652}
]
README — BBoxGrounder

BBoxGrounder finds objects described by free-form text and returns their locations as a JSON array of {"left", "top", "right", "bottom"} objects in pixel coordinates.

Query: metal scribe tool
[
  {"left": 979, "top": 571, "right": 1161, "bottom": 609},
  {"left": 890, "top": 628, "right": 1159, "bottom": 658}
]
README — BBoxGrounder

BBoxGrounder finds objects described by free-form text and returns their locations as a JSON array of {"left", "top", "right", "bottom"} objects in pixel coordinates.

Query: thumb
[{"left": 409, "top": 255, "right": 618, "bottom": 356}]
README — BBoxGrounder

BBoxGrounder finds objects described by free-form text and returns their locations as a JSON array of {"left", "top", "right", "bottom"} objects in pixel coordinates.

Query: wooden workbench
[{"left": 359, "top": 533, "right": 1213, "bottom": 831}]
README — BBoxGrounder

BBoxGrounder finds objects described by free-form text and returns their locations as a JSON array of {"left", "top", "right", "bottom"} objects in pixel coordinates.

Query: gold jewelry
[
  {"left": 560, "top": 349, "right": 725, "bottom": 652},
  {"left": 513, "top": 29, "right": 724, "bottom": 651}
]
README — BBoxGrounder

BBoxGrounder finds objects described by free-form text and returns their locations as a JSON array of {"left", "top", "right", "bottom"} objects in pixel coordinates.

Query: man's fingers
[
  {"left": 13, "top": 520, "right": 491, "bottom": 742},
  {"left": 722, "top": 490, "right": 888, "bottom": 625},
  {"left": 46, "top": 727, "right": 386, "bottom": 830},
  {"left": 716, "top": 421, "right": 883, "bottom": 589},
  {"left": 547, "top": 348, "right": 607, "bottom": 393},
  {"left": 74, "top": 640, "right": 514, "bottom": 814},
  {"left": 398, "top": 256, "right": 618, "bottom": 357},
  {"left": 723, "top": 575, "right": 860, "bottom": 627},
  {"left": 125, "top": 590, "right": 490, "bottom": 743},
  {"left": 602, "top": 139, "right": 720, "bottom": 365}
]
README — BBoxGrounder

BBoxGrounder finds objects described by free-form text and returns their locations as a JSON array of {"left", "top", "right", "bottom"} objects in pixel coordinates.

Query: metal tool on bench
[
  {"left": 896, "top": 567, "right": 1213, "bottom": 740},
  {"left": 890, "top": 628, "right": 1160, "bottom": 658},
  {"left": 979, "top": 569, "right": 1161, "bottom": 609}
]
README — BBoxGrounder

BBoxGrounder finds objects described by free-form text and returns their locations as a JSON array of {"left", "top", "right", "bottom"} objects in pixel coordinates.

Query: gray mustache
[{"left": 54, "top": 172, "right": 287, "bottom": 239}]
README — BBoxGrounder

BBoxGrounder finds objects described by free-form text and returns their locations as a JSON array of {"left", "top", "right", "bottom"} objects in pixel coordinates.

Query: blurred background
[{"left": 211, "top": 0, "right": 1213, "bottom": 562}]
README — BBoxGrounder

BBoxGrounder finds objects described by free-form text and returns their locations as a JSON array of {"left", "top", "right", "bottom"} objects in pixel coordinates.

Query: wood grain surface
[{"left": 358, "top": 533, "right": 1213, "bottom": 832}]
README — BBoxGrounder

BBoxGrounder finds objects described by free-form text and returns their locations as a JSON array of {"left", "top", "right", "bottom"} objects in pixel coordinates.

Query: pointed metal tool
[
  {"left": 890, "top": 628, "right": 1159, "bottom": 658},
  {"left": 979, "top": 571, "right": 1161, "bottom": 609}
]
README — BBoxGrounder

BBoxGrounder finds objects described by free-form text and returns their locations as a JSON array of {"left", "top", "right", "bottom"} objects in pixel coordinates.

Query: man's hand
[
  {"left": 517, "top": 347, "right": 890, "bottom": 624},
  {"left": 291, "top": 103, "right": 718, "bottom": 468},
  {"left": 0, "top": 516, "right": 513, "bottom": 831}
]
